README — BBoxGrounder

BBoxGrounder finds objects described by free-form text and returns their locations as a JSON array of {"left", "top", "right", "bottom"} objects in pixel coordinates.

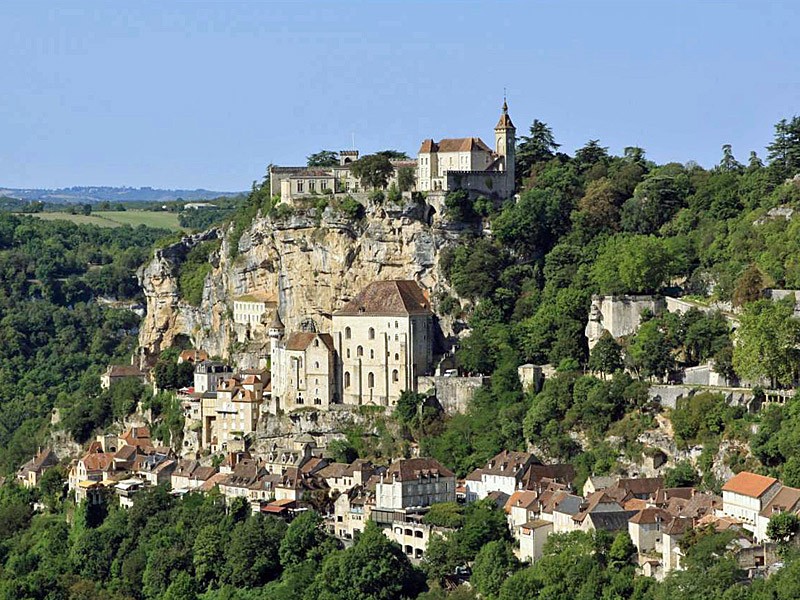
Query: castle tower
[
  {"left": 494, "top": 99, "right": 516, "bottom": 189},
  {"left": 266, "top": 310, "right": 285, "bottom": 354}
]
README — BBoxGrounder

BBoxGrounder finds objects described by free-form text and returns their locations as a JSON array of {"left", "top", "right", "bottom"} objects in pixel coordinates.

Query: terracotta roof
[
  {"left": 482, "top": 450, "right": 536, "bottom": 477},
  {"left": 82, "top": 453, "right": 114, "bottom": 472},
  {"left": 722, "top": 472, "right": 778, "bottom": 498},
  {"left": 199, "top": 472, "right": 227, "bottom": 493},
  {"left": 113, "top": 445, "right": 138, "bottom": 462},
  {"left": 285, "top": 332, "right": 335, "bottom": 352},
  {"left": 520, "top": 463, "right": 575, "bottom": 488},
  {"left": 504, "top": 490, "right": 539, "bottom": 513},
  {"left": 179, "top": 349, "right": 209, "bottom": 362},
  {"left": 663, "top": 516, "right": 692, "bottom": 535},
  {"left": 300, "top": 457, "right": 328, "bottom": 475},
  {"left": 614, "top": 477, "right": 664, "bottom": 497},
  {"left": 624, "top": 498, "right": 648, "bottom": 511},
  {"left": 384, "top": 458, "right": 454, "bottom": 481},
  {"left": 760, "top": 485, "right": 800, "bottom": 518},
  {"left": 319, "top": 462, "right": 350, "bottom": 479},
  {"left": 334, "top": 280, "right": 432, "bottom": 317}
]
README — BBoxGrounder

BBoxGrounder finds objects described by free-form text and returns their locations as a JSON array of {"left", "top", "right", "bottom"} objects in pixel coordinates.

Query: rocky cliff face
[{"left": 138, "top": 199, "right": 463, "bottom": 360}]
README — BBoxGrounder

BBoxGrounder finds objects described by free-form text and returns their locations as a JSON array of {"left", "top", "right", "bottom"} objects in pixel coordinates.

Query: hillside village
[{"left": 13, "top": 103, "right": 800, "bottom": 590}]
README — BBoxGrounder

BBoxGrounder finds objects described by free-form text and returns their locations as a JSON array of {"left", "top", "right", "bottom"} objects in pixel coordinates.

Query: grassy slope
[{"left": 30, "top": 210, "right": 186, "bottom": 230}]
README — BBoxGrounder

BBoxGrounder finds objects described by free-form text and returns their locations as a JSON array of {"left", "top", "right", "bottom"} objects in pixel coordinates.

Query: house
[
  {"left": 416, "top": 101, "right": 515, "bottom": 198},
  {"left": 318, "top": 459, "right": 375, "bottom": 494},
  {"left": 374, "top": 458, "right": 456, "bottom": 511},
  {"left": 101, "top": 364, "right": 147, "bottom": 390},
  {"left": 517, "top": 520, "right": 553, "bottom": 563},
  {"left": 17, "top": 448, "right": 58, "bottom": 489},
  {"left": 542, "top": 490, "right": 583, "bottom": 533},
  {"left": 573, "top": 491, "right": 636, "bottom": 533},
  {"left": 613, "top": 477, "right": 664, "bottom": 500},
  {"left": 193, "top": 361, "right": 234, "bottom": 394},
  {"left": 583, "top": 475, "right": 617, "bottom": 497},
  {"left": 171, "top": 459, "right": 218, "bottom": 492},
  {"left": 115, "top": 478, "right": 148, "bottom": 508},
  {"left": 134, "top": 454, "right": 176, "bottom": 486},
  {"left": 264, "top": 436, "right": 316, "bottom": 475},
  {"left": 119, "top": 426, "right": 153, "bottom": 451},
  {"left": 219, "top": 459, "right": 266, "bottom": 502},
  {"left": 333, "top": 485, "right": 373, "bottom": 539},
  {"left": 465, "top": 450, "right": 538, "bottom": 500},
  {"left": 721, "top": 471, "right": 781, "bottom": 537},
  {"left": 200, "top": 374, "right": 264, "bottom": 452},
  {"left": 273, "top": 466, "right": 328, "bottom": 502},
  {"left": 628, "top": 507, "right": 672, "bottom": 553},
  {"left": 333, "top": 280, "right": 434, "bottom": 407},
  {"left": 69, "top": 448, "right": 115, "bottom": 499},
  {"left": 385, "top": 517, "right": 438, "bottom": 561},
  {"left": 505, "top": 490, "right": 541, "bottom": 528},
  {"left": 269, "top": 330, "right": 337, "bottom": 411},
  {"left": 661, "top": 516, "right": 692, "bottom": 576},
  {"left": 755, "top": 484, "right": 800, "bottom": 542}
]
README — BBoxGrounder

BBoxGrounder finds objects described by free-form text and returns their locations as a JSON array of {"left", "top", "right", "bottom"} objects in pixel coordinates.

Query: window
[
  {"left": 394, "top": 334, "right": 398, "bottom": 341},
  {"left": 314, "top": 362, "right": 319, "bottom": 369},
  {"left": 344, "top": 372, "right": 351, "bottom": 388},
  {"left": 370, "top": 349, "right": 374, "bottom": 359},
  {"left": 367, "top": 373, "right": 375, "bottom": 388},
  {"left": 314, "top": 339, "right": 319, "bottom": 347},
  {"left": 297, "top": 394, "right": 304, "bottom": 405},
  {"left": 357, "top": 346, "right": 363, "bottom": 357},
  {"left": 309, "top": 180, "right": 316, "bottom": 192},
  {"left": 297, "top": 181, "right": 304, "bottom": 192},
  {"left": 395, "top": 353, "right": 399, "bottom": 361},
  {"left": 346, "top": 348, "right": 351, "bottom": 358},
  {"left": 392, "top": 369, "right": 399, "bottom": 382},
  {"left": 345, "top": 327, "right": 351, "bottom": 340},
  {"left": 368, "top": 327, "right": 375, "bottom": 340},
  {"left": 395, "top": 321, "right": 398, "bottom": 328}
]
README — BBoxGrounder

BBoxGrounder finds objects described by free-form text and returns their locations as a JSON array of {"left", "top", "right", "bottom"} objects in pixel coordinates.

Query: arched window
[
  {"left": 344, "top": 372, "right": 351, "bottom": 388},
  {"left": 346, "top": 348, "right": 351, "bottom": 358},
  {"left": 357, "top": 346, "right": 363, "bottom": 357},
  {"left": 368, "top": 327, "right": 375, "bottom": 340},
  {"left": 370, "top": 349, "right": 374, "bottom": 359},
  {"left": 367, "top": 372, "right": 375, "bottom": 388},
  {"left": 392, "top": 369, "right": 399, "bottom": 382},
  {"left": 345, "top": 327, "right": 351, "bottom": 340},
  {"left": 314, "top": 361, "right": 319, "bottom": 369},
  {"left": 395, "top": 353, "right": 399, "bottom": 361},
  {"left": 314, "top": 339, "right": 319, "bottom": 347}
]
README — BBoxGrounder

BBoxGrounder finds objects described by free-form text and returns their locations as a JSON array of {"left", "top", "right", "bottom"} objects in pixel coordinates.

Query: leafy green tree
[
  {"left": 422, "top": 502, "right": 465, "bottom": 529},
  {"left": 588, "top": 331, "right": 623, "bottom": 378},
  {"left": 719, "top": 144, "right": 743, "bottom": 172},
  {"left": 162, "top": 571, "right": 198, "bottom": 600},
  {"left": 327, "top": 439, "right": 358, "bottom": 463},
  {"left": 307, "top": 150, "right": 339, "bottom": 167},
  {"left": 732, "top": 264, "right": 768, "bottom": 307},
  {"left": 767, "top": 116, "right": 800, "bottom": 176},
  {"left": 193, "top": 524, "right": 224, "bottom": 589},
  {"left": 608, "top": 532, "right": 636, "bottom": 569},
  {"left": 471, "top": 540, "right": 520, "bottom": 599},
  {"left": 767, "top": 511, "right": 800, "bottom": 544},
  {"left": 627, "top": 319, "right": 673, "bottom": 380},
  {"left": 664, "top": 460, "right": 700, "bottom": 488},
  {"left": 350, "top": 154, "right": 394, "bottom": 190},
  {"left": 223, "top": 515, "right": 287, "bottom": 587},
  {"left": 397, "top": 166, "right": 416, "bottom": 192},
  {"left": 733, "top": 299, "right": 800, "bottom": 387},
  {"left": 279, "top": 511, "right": 339, "bottom": 569},
  {"left": 592, "top": 234, "right": 671, "bottom": 295},
  {"left": 305, "top": 521, "right": 425, "bottom": 600}
]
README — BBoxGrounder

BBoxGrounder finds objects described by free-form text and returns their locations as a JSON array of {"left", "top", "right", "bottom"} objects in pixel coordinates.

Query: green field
[{"left": 30, "top": 210, "right": 186, "bottom": 230}]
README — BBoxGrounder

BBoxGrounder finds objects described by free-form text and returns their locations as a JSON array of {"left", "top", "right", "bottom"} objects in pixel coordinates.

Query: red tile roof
[
  {"left": 385, "top": 458, "right": 454, "bottom": 481},
  {"left": 722, "top": 472, "right": 779, "bottom": 498},
  {"left": 285, "top": 332, "right": 335, "bottom": 352}
]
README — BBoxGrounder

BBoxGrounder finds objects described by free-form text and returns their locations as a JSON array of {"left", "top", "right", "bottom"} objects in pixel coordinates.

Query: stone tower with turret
[{"left": 495, "top": 100, "right": 516, "bottom": 189}]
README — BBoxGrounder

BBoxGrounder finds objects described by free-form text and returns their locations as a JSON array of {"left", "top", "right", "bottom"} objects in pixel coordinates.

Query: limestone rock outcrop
[{"left": 137, "top": 200, "right": 462, "bottom": 360}]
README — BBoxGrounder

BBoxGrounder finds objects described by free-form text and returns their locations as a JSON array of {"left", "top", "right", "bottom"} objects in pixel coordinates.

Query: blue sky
[{"left": 1, "top": 1, "right": 798, "bottom": 191}]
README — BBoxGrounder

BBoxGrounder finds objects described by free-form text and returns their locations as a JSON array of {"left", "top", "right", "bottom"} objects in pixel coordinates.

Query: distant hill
[{"left": 0, "top": 185, "right": 245, "bottom": 204}]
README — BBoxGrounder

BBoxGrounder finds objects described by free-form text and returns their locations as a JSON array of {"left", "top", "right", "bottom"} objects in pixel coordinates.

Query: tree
[
  {"left": 327, "top": 439, "right": 358, "bottom": 463},
  {"left": 664, "top": 461, "right": 700, "bottom": 488},
  {"left": 307, "top": 150, "right": 339, "bottom": 167},
  {"left": 223, "top": 515, "right": 286, "bottom": 587},
  {"left": 394, "top": 390, "right": 424, "bottom": 428},
  {"left": 574, "top": 139, "right": 609, "bottom": 172},
  {"left": 767, "top": 116, "right": 800, "bottom": 176},
  {"left": 516, "top": 120, "right": 560, "bottom": 182},
  {"left": 305, "top": 521, "right": 425, "bottom": 600},
  {"left": 627, "top": 319, "right": 673, "bottom": 381},
  {"left": 608, "top": 532, "right": 636, "bottom": 569},
  {"left": 376, "top": 149, "right": 409, "bottom": 160},
  {"left": 718, "top": 144, "right": 743, "bottom": 172},
  {"left": 193, "top": 524, "right": 224, "bottom": 589},
  {"left": 397, "top": 166, "right": 416, "bottom": 192},
  {"left": 591, "top": 235, "right": 671, "bottom": 295},
  {"left": 588, "top": 332, "right": 623, "bottom": 379},
  {"left": 767, "top": 512, "right": 800, "bottom": 545},
  {"left": 350, "top": 154, "right": 394, "bottom": 190},
  {"left": 471, "top": 540, "right": 520, "bottom": 599},
  {"left": 279, "top": 511, "right": 339, "bottom": 568},
  {"left": 732, "top": 264, "right": 767, "bottom": 307},
  {"left": 162, "top": 572, "right": 198, "bottom": 600},
  {"left": 733, "top": 299, "right": 800, "bottom": 387}
]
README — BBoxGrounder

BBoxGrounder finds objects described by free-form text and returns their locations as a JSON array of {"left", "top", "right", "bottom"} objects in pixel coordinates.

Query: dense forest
[
  {"left": 0, "top": 215, "right": 172, "bottom": 472},
  {"left": 2, "top": 116, "right": 800, "bottom": 599}
]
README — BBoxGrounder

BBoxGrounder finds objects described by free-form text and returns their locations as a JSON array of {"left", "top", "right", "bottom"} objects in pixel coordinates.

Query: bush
[{"left": 338, "top": 196, "right": 365, "bottom": 220}]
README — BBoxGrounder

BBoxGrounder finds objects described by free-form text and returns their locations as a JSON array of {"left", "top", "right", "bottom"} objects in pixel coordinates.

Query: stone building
[
  {"left": 416, "top": 101, "right": 516, "bottom": 198},
  {"left": 374, "top": 458, "right": 456, "bottom": 511},
  {"left": 200, "top": 374, "right": 265, "bottom": 452},
  {"left": 269, "top": 327, "right": 337, "bottom": 412},
  {"left": 233, "top": 292, "right": 277, "bottom": 342},
  {"left": 333, "top": 280, "right": 433, "bottom": 407}
]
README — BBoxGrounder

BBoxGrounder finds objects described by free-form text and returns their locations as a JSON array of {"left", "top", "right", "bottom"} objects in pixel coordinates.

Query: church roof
[
  {"left": 417, "top": 137, "right": 493, "bottom": 154},
  {"left": 334, "top": 280, "right": 432, "bottom": 317},
  {"left": 266, "top": 309, "right": 284, "bottom": 329},
  {"left": 285, "top": 332, "right": 335, "bottom": 352}
]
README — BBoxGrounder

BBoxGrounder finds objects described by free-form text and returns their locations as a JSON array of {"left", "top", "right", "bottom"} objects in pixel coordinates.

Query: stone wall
[
  {"left": 585, "top": 295, "right": 666, "bottom": 350},
  {"left": 417, "top": 375, "right": 488, "bottom": 415},
  {"left": 648, "top": 384, "right": 755, "bottom": 410}
]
